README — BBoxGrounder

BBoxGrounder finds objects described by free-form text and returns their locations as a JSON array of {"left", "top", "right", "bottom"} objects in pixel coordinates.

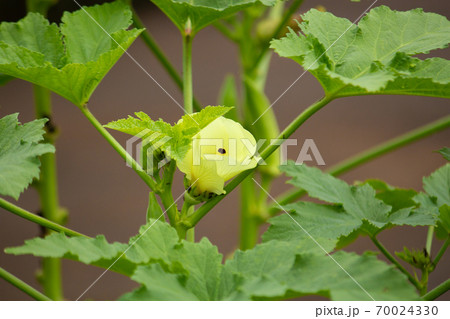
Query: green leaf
[
  {"left": 280, "top": 162, "right": 437, "bottom": 240},
  {"left": 125, "top": 225, "right": 224, "bottom": 300},
  {"left": 283, "top": 251, "right": 419, "bottom": 301},
  {"left": 0, "top": 1, "right": 143, "bottom": 106},
  {"left": 104, "top": 111, "right": 173, "bottom": 136},
  {"left": 436, "top": 204, "right": 450, "bottom": 239},
  {"left": 124, "top": 220, "right": 180, "bottom": 265},
  {"left": 7, "top": 217, "right": 420, "bottom": 300},
  {"left": 151, "top": 0, "right": 276, "bottom": 35},
  {"left": 363, "top": 179, "right": 417, "bottom": 213},
  {"left": 262, "top": 202, "right": 359, "bottom": 253},
  {"left": 224, "top": 241, "right": 419, "bottom": 300},
  {"left": 123, "top": 264, "right": 199, "bottom": 301},
  {"left": 271, "top": 6, "right": 450, "bottom": 98},
  {"left": 423, "top": 163, "right": 450, "bottom": 207},
  {"left": 5, "top": 219, "right": 180, "bottom": 276},
  {"left": 4, "top": 232, "right": 135, "bottom": 275},
  {"left": 105, "top": 106, "right": 232, "bottom": 162},
  {"left": 5, "top": 233, "right": 126, "bottom": 264},
  {"left": 169, "top": 238, "right": 223, "bottom": 300},
  {"left": 5, "top": 218, "right": 223, "bottom": 300},
  {"left": 437, "top": 147, "right": 450, "bottom": 161},
  {"left": 224, "top": 241, "right": 298, "bottom": 300},
  {"left": 0, "top": 113, "right": 54, "bottom": 199},
  {"left": 281, "top": 162, "right": 391, "bottom": 229}
]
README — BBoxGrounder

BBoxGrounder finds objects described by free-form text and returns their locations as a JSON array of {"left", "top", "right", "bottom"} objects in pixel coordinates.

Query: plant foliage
[
  {"left": 150, "top": 0, "right": 276, "bottom": 35},
  {"left": 271, "top": 6, "right": 450, "bottom": 98},
  {"left": 105, "top": 106, "right": 232, "bottom": 162},
  {"left": 6, "top": 217, "right": 419, "bottom": 300},
  {"left": 0, "top": 1, "right": 142, "bottom": 106},
  {"left": 0, "top": 113, "right": 54, "bottom": 199}
]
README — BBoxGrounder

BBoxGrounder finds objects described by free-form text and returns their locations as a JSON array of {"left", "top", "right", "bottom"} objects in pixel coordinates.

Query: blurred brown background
[{"left": 0, "top": 0, "right": 449, "bottom": 301}]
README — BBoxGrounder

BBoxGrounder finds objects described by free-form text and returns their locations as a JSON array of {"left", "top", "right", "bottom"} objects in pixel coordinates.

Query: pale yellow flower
[{"left": 177, "top": 117, "right": 258, "bottom": 195}]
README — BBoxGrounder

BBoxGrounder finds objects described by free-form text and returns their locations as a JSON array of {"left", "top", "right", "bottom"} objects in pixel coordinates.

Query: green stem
[
  {"left": 182, "top": 95, "right": 334, "bottom": 229},
  {"left": 420, "top": 269, "right": 429, "bottom": 296},
  {"left": 426, "top": 226, "right": 434, "bottom": 255},
  {"left": 0, "top": 198, "right": 88, "bottom": 238},
  {"left": 240, "top": 175, "right": 259, "bottom": 250},
  {"left": 0, "top": 267, "right": 52, "bottom": 301},
  {"left": 182, "top": 30, "right": 193, "bottom": 114},
  {"left": 186, "top": 227, "right": 195, "bottom": 242},
  {"left": 370, "top": 236, "right": 421, "bottom": 289},
  {"left": 178, "top": 24, "right": 195, "bottom": 237},
  {"left": 33, "top": 85, "right": 65, "bottom": 300},
  {"left": 433, "top": 236, "right": 450, "bottom": 266},
  {"left": 158, "top": 160, "right": 178, "bottom": 226},
  {"left": 250, "top": 0, "right": 304, "bottom": 72},
  {"left": 41, "top": 258, "right": 61, "bottom": 300},
  {"left": 240, "top": 46, "right": 278, "bottom": 250},
  {"left": 423, "top": 279, "right": 450, "bottom": 301},
  {"left": 181, "top": 202, "right": 195, "bottom": 242},
  {"left": 78, "top": 105, "right": 157, "bottom": 190},
  {"left": 273, "top": 114, "right": 450, "bottom": 209},
  {"left": 329, "top": 115, "right": 450, "bottom": 176},
  {"left": 131, "top": 10, "right": 201, "bottom": 111}
]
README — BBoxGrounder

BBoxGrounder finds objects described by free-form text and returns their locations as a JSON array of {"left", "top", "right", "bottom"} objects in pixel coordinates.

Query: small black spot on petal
[{"left": 218, "top": 148, "right": 226, "bottom": 154}]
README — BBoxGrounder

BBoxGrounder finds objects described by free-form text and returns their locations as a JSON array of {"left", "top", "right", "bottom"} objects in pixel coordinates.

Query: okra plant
[{"left": 0, "top": 0, "right": 449, "bottom": 301}]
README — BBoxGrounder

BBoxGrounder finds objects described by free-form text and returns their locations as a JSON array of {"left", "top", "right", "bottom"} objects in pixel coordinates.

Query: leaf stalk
[
  {"left": 272, "top": 114, "right": 450, "bottom": 210},
  {"left": 78, "top": 105, "right": 157, "bottom": 191},
  {"left": 370, "top": 236, "right": 421, "bottom": 290},
  {"left": 422, "top": 279, "right": 450, "bottom": 301},
  {"left": 0, "top": 267, "right": 52, "bottom": 301},
  {"left": 0, "top": 198, "right": 88, "bottom": 238},
  {"left": 132, "top": 9, "right": 202, "bottom": 111}
]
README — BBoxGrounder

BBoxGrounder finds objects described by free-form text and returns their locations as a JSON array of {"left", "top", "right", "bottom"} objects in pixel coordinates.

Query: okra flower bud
[{"left": 177, "top": 117, "right": 258, "bottom": 196}]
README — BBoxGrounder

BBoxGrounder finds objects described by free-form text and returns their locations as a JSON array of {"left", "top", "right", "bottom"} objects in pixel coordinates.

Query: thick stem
[
  {"left": 182, "top": 202, "right": 195, "bottom": 242},
  {"left": 41, "top": 258, "right": 61, "bottom": 300},
  {"left": 423, "top": 279, "right": 450, "bottom": 301},
  {"left": 240, "top": 43, "right": 279, "bottom": 250},
  {"left": 33, "top": 85, "right": 64, "bottom": 301},
  {"left": 131, "top": 10, "right": 201, "bottom": 111},
  {"left": 426, "top": 226, "right": 434, "bottom": 255},
  {"left": 0, "top": 267, "right": 52, "bottom": 301},
  {"left": 370, "top": 236, "right": 421, "bottom": 289},
  {"left": 0, "top": 198, "right": 88, "bottom": 237},
  {"left": 78, "top": 105, "right": 157, "bottom": 190},
  {"left": 240, "top": 175, "right": 259, "bottom": 250},
  {"left": 158, "top": 160, "right": 178, "bottom": 226},
  {"left": 182, "top": 32, "right": 193, "bottom": 114},
  {"left": 182, "top": 95, "right": 333, "bottom": 229},
  {"left": 433, "top": 236, "right": 450, "bottom": 266},
  {"left": 250, "top": 0, "right": 305, "bottom": 72},
  {"left": 420, "top": 268, "right": 429, "bottom": 296},
  {"left": 273, "top": 114, "right": 450, "bottom": 209},
  {"left": 178, "top": 27, "right": 195, "bottom": 236},
  {"left": 186, "top": 227, "right": 195, "bottom": 242}
]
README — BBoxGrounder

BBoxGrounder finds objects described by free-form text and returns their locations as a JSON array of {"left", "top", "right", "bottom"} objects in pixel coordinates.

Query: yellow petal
[
  {"left": 177, "top": 116, "right": 258, "bottom": 195},
  {"left": 177, "top": 149, "right": 193, "bottom": 180},
  {"left": 190, "top": 155, "right": 225, "bottom": 195}
]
